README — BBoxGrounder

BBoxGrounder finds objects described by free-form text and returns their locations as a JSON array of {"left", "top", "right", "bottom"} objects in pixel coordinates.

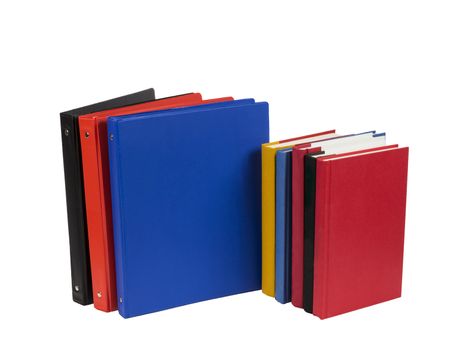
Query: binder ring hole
[
  {"left": 64, "top": 129, "right": 70, "bottom": 136},
  {"left": 85, "top": 131, "right": 90, "bottom": 138}
]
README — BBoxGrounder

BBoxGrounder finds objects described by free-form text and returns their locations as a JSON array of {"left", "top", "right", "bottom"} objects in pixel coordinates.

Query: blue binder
[
  {"left": 108, "top": 99, "right": 269, "bottom": 318},
  {"left": 275, "top": 148, "right": 293, "bottom": 304}
]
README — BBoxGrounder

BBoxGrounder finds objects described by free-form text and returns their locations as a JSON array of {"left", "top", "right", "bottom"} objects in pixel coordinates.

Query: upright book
[
  {"left": 60, "top": 89, "right": 155, "bottom": 305},
  {"left": 79, "top": 93, "right": 233, "bottom": 311},
  {"left": 108, "top": 99, "right": 269, "bottom": 318},
  {"left": 292, "top": 131, "right": 386, "bottom": 311},
  {"left": 312, "top": 145, "right": 408, "bottom": 318},
  {"left": 261, "top": 130, "right": 337, "bottom": 297}
]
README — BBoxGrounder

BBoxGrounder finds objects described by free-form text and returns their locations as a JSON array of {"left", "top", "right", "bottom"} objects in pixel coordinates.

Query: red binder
[
  {"left": 312, "top": 145, "right": 408, "bottom": 318},
  {"left": 79, "top": 94, "right": 233, "bottom": 312}
]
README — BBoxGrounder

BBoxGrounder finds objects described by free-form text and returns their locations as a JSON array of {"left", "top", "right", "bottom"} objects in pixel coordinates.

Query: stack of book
[{"left": 262, "top": 131, "right": 408, "bottom": 319}]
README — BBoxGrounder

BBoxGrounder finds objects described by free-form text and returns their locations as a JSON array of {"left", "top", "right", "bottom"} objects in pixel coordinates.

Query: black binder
[{"left": 60, "top": 89, "right": 155, "bottom": 305}]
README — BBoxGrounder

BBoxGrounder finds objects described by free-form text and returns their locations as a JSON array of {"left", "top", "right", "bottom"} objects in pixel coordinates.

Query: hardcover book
[
  {"left": 301, "top": 132, "right": 386, "bottom": 312},
  {"left": 311, "top": 146, "right": 408, "bottom": 318}
]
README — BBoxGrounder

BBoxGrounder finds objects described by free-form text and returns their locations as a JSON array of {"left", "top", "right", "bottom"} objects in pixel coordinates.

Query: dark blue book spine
[{"left": 275, "top": 149, "right": 292, "bottom": 304}]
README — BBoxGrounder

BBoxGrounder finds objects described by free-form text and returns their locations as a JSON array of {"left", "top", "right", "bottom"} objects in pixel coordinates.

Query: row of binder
[
  {"left": 261, "top": 131, "right": 409, "bottom": 318},
  {"left": 60, "top": 89, "right": 269, "bottom": 318}
]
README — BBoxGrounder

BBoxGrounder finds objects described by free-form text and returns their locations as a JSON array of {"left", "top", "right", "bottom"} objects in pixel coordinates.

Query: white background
[{"left": 1, "top": 1, "right": 474, "bottom": 349}]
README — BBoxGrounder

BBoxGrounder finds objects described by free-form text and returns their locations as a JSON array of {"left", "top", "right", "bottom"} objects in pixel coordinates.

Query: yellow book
[{"left": 261, "top": 130, "right": 337, "bottom": 297}]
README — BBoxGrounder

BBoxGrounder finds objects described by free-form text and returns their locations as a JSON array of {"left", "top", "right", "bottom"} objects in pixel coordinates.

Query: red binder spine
[{"left": 79, "top": 117, "right": 117, "bottom": 312}]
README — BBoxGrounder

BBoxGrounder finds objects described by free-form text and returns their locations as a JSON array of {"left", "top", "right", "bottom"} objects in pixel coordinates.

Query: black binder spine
[{"left": 60, "top": 113, "right": 92, "bottom": 305}]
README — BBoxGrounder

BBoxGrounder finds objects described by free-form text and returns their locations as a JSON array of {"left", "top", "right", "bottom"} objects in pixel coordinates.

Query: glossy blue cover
[
  {"left": 108, "top": 99, "right": 269, "bottom": 318},
  {"left": 275, "top": 148, "right": 293, "bottom": 304}
]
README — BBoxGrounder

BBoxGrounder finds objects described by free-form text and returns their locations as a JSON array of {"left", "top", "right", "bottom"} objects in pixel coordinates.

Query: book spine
[
  {"left": 275, "top": 151, "right": 286, "bottom": 303},
  {"left": 60, "top": 113, "right": 93, "bottom": 305},
  {"left": 283, "top": 152, "right": 293, "bottom": 303},
  {"left": 313, "top": 160, "right": 332, "bottom": 319},
  {"left": 303, "top": 156, "right": 317, "bottom": 313},
  {"left": 261, "top": 145, "right": 276, "bottom": 297},
  {"left": 107, "top": 119, "right": 127, "bottom": 317},
  {"left": 291, "top": 148, "right": 305, "bottom": 308}
]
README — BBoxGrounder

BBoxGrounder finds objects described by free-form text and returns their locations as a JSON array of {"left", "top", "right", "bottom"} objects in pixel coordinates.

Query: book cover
[
  {"left": 313, "top": 146, "right": 408, "bottom": 318},
  {"left": 294, "top": 132, "right": 386, "bottom": 311}
]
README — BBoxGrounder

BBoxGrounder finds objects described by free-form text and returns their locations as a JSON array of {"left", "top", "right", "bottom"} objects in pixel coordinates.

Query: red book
[
  {"left": 313, "top": 145, "right": 408, "bottom": 318},
  {"left": 79, "top": 94, "right": 233, "bottom": 312},
  {"left": 291, "top": 144, "right": 321, "bottom": 308}
]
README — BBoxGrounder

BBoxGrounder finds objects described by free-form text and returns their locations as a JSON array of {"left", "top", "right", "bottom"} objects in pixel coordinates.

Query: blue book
[
  {"left": 275, "top": 148, "right": 293, "bottom": 304},
  {"left": 108, "top": 99, "right": 269, "bottom": 318}
]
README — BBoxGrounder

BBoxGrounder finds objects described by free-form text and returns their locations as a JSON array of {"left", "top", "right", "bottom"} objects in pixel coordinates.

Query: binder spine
[
  {"left": 60, "top": 113, "right": 93, "bottom": 305},
  {"left": 97, "top": 119, "right": 118, "bottom": 311},
  {"left": 107, "top": 119, "right": 126, "bottom": 316},
  {"left": 79, "top": 117, "right": 116, "bottom": 312}
]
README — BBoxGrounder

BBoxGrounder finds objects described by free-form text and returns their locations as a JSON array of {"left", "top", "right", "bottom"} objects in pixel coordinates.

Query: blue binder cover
[
  {"left": 275, "top": 148, "right": 292, "bottom": 304},
  {"left": 108, "top": 99, "right": 269, "bottom": 318}
]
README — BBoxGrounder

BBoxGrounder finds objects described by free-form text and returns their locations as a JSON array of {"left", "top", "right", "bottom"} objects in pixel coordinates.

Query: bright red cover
[
  {"left": 313, "top": 146, "right": 408, "bottom": 318},
  {"left": 79, "top": 94, "right": 233, "bottom": 312}
]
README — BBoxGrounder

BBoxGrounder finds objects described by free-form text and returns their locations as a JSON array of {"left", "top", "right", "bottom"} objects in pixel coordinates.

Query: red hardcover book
[
  {"left": 291, "top": 144, "right": 321, "bottom": 308},
  {"left": 79, "top": 94, "right": 233, "bottom": 312},
  {"left": 313, "top": 145, "right": 408, "bottom": 318}
]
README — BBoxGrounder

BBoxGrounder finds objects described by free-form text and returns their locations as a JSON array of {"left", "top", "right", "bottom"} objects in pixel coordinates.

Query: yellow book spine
[{"left": 262, "top": 144, "right": 278, "bottom": 296}]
